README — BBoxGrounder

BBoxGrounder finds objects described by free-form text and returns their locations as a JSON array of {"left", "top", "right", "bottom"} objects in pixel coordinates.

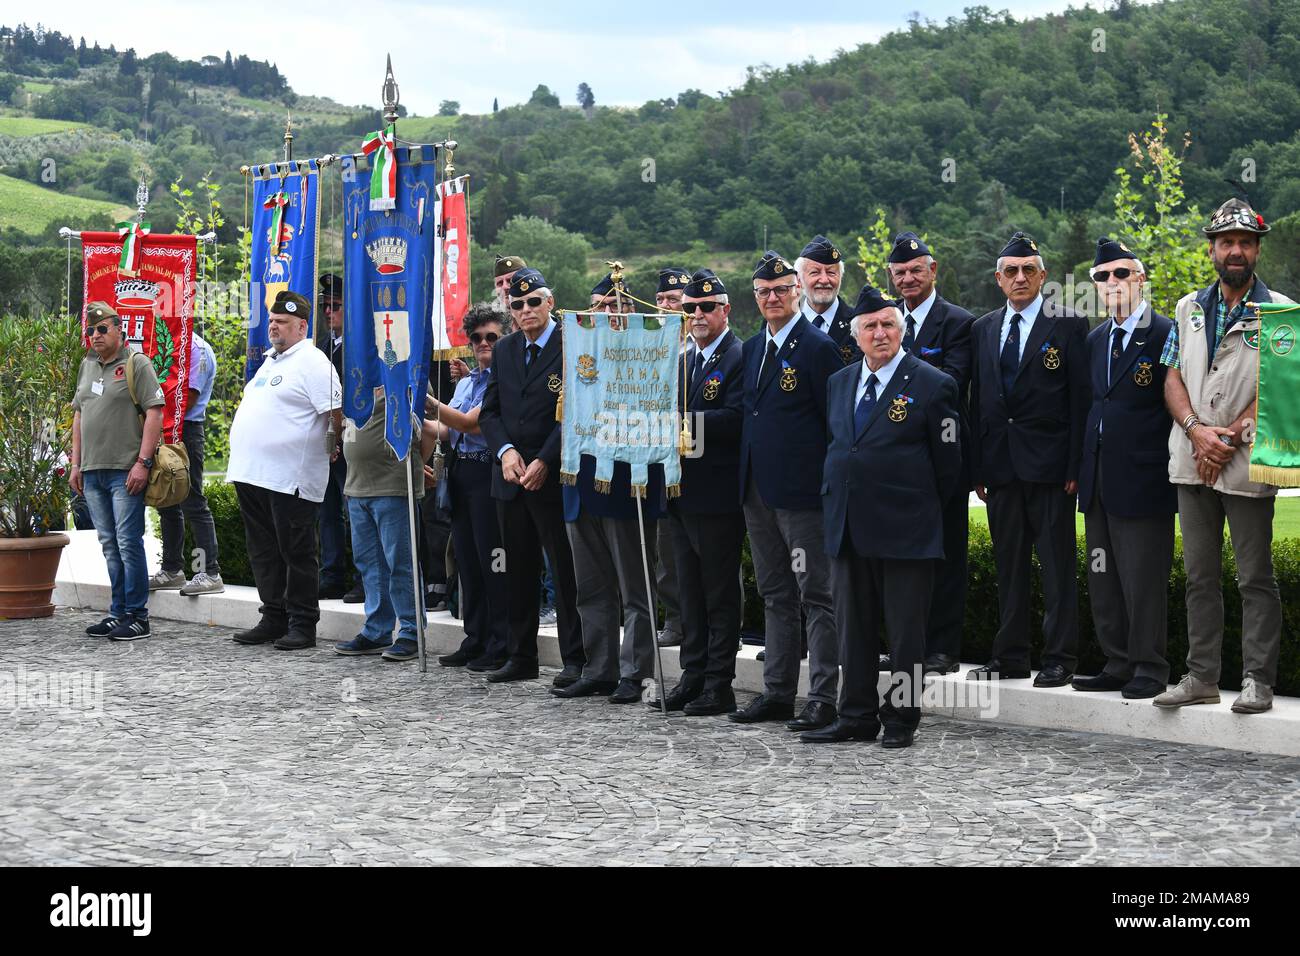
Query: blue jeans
[
  {"left": 82, "top": 468, "right": 149, "bottom": 620},
  {"left": 348, "top": 495, "right": 421, "bottom": 643}
]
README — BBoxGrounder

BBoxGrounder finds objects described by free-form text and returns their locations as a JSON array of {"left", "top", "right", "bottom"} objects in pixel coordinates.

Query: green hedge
[{"left": 199, "top": 479, "right": 1299, "bottom": 696}]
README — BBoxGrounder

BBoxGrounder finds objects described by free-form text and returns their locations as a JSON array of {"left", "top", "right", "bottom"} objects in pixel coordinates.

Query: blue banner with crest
[
  {"left": 341, "top": 145, "right": 437, "bottom": 459},
  {"left": 246, "top": 159, "right": 321, "bottom": 381}
]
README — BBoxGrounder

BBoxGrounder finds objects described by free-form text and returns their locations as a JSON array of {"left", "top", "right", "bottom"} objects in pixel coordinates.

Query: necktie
[
  {"left": 1000, "top": 312, "right": 1022, "bottom": 396},
  {"left": 690, "top": 349, "right": 705, "bottom": 392},
  {"left": 1109, "top": 326, "right": 1125, "bottom": 386},
  {"left": 813, "top": 314, "right": 825, "bottom": 332},
  {"left": 854, "top": 373, "right": 878, "bottom": 434},
  {"left": 758, "top": 339, "right": 779, "bottom": 392},
  {"left": 526, "top": 343, "right": 540, "bottom": 369},
  {"left": 903, "top": 314, "right": 916, "bottom": 352}
]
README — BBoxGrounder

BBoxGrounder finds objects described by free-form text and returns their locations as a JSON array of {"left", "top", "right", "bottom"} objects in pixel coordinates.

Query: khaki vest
[{"left": 1167, "top": 287, "right": 1294, "bottom": 497}]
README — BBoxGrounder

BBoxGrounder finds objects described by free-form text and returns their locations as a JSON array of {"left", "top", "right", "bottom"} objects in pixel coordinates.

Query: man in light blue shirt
[{"left": 150, "top": 330, "right": 224, "bottom": 595}]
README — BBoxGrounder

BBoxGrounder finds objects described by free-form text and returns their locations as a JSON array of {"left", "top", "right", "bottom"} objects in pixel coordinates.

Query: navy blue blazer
[
  {"left": 819, "top": 296, "right": 861, "bottom": 365},
  {"left": 1077, "top": 309, "right": 1177, "bottom": 518},
  {"left": 739, "top": 315, "right": 844, "bottom": 511},
  {"left": 822, "top": 352, "right": 962, "bottom": 559},
  {"left": 562, "top": 455, "right": 666, "bottom": 523},
  {"left": 969, "top": 299, "right": 1091, "bottom": 487},
  {"left": 674, "top": 329, "right": 744, "bottom": 514},
  {"left": 479, "top": 326, "right": 565, "bottom": 502},
  {"left": 908, "top": 294, "right": 976, "bottom": 491}
]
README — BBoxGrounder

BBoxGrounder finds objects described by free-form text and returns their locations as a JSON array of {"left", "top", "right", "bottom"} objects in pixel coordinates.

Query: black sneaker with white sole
[
  {"left": 107, "top": 617, "right": 151, "bottom": 641},
  {"left": 85, "top": 616, "right": 121, "bottom": 637}
]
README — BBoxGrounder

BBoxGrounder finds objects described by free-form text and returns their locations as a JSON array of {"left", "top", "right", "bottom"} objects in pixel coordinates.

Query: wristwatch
[{"left": 138, "top": 456, "right": 155, "bottom": 470}]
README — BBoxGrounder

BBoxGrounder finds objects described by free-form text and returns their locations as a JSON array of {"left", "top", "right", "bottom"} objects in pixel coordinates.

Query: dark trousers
[
  {"left": 234, "top": 481, "right": 321, "bottom": 634},
  {"left": 158, "top": 419, "right": 220, "bottom": 576},
  {"left": 668, "top": 506, "right": 746, "bottom": 690},
  {"left": 833, "top": 553, "right": 932, "bottom": 730},
  {"left": 496, "top": 491, "right": 583, "bottom": 668},
  {"left": 449, "top": 457, "right": 509, "bottom": 663},
  {"left": 926, "top": 485, "right": 968, "bottom": 659},
  {"left": 319, "top": 456, "right": 348, "bottom": 587},
  {"left": 986, "top": 478, "right": 1078, "bottom": 670}
]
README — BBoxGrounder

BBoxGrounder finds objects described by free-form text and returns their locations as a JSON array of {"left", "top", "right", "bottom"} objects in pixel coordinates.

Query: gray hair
[
  {"left": 795, "top": 256, "right": 846, "bottom": 279},
  {"left": 996, "top": 255, "right": 1045, "bottom": 273},
  {"left": 888, "top": 254, "right": 936, "bottom": 271},
  {"left": 849, "top": 305, "right": 903, "bottom": 336}
]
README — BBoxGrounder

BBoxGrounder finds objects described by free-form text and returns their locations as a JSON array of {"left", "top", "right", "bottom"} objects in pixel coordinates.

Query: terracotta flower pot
[{"left": 0, "top": 533, "right": 70, "bottom": 619}]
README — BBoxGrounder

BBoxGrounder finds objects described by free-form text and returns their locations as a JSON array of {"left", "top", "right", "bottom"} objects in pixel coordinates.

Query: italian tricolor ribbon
[
  {"left": 116, "top": 220, "right": 150, "bottom": 276},
  {"left": 263, "top": 191, "right": 290, "bottom": 257},
  {"left": 361, "top": 124, "right": 397, "bottom": 210},
  {"left": 1249, "top": 301, "right": 1300, "bottom": 487}
]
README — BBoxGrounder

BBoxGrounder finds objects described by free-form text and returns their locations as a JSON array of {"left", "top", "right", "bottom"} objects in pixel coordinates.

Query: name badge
[{"left": 90, "top": 380, "right": 104, "bottom": 396}]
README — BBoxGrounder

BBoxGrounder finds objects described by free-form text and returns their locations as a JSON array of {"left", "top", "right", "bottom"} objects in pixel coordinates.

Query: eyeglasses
[
  {"left": 753, "top": 285, "right": 797, "bottom": 299},
  {"left": 1090, "top": 267, "right": 1136, "bottom": 281},
  {"left": 1000, "top": 264, "right": 1040, "bottom": 278},
  {"left": 89, "top": 323, "right": 114, "bottom": 336},
  {"left": 470, "top": 331, "right": 499, "bottom": 344},
  {"left": 683, "top": 301, "right": 720, "bottom": 314},
  {"left": 509, "top": 296, "right": 544, "bottom": 311}
]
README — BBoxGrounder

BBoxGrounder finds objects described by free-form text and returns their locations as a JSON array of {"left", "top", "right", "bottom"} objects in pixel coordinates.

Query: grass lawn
[
  {"left": 20, "top": 81, "right": 54, "bottom": 95},
  {"left": 394, "top": 115, "right": 458, "bottom": 143},
  {"left": 0, "top": 174, "right": 128, "bottom": 236},
  {"left": 0, "top": 115, "right": 83, "bottom": 137},
  {"left": 970, "top": 493, "right": 1300, "bottom": 540}
]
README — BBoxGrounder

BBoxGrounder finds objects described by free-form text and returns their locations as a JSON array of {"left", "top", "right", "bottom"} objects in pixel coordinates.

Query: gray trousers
[
  {"left": 742, "top": 477, "right": 838, "bottom": 706},
  {"left": 654, "top": 518, "right": 683, "bottom": 639},
  {"left": 566, "top": 511, "right": 657, "bottom": 683},
  {"left": 1084, "top": 501, "right": 1173, "bottom": 683},
  {"left": 1177, "top": 485, "right": 1281, "bottom": 686}
]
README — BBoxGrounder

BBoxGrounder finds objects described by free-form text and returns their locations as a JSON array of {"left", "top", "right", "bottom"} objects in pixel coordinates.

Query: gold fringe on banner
[
  {"left": 432, "top": 345, "right": 473, "bottom": 361},
  {"left": 632, "top": 484, "right": 647, "bottom": 498},
  {"left": 560, "top": 471, "right": 578, "bottom": 486},
  {"left": 666, "top": 484, "right": 681, "bottom": 499},
  {"left": 1248, "top": 463, "right": 1300, "bottom": 487},
  {"left": 594, "top": 479, "right": 612, "bottom": 494}
]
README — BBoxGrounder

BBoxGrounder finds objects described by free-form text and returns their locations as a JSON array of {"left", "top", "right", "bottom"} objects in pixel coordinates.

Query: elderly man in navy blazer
[
  {"left": 886, "top": 231, "right": 975, "bottom": 674},
  {"left": 1074, "top": 238, "right": 1176, "bottom": 699},
  {"left": 968, "top": 232, "right": 1090, "bottom": 687},
  {"left": 653, "top": 269, "right": 747, "bottom": 716},
  {"left": 795, "top": 234, "right": 860, "bottom": 365},
  {"left": 803, "top": 285, "right": 961, "bottom": 748},
  {"left": 731, "top": 251, "right": 845, "bottom": 730}
]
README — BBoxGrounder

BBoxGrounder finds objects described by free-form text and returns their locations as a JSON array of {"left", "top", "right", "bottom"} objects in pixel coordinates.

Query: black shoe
[
  {"left": 550, "top": 677, "right": 617, "bottom": 699},
  {"left": 85, "top": 616, "right": 122, "bottom": 637},
  {"left": 1071, "top": 672, "right": 1127, "bottom": 692},
  {"left": 467, "top": 656, "right": 506, "bottom": 673},
  {"left": 1033, "top": 663, "right": 1073, "bottom": 688},
  {"left": 755, "top": 650, "right": 765, "bottom": 662},
  {"left": 966, "top": 660, "right": 1030, "bottom": 680},
  {"left": 342, "top": 585, "right": 365, "bottom": 604},
  {"left": 878, "top": 653, "right": 892, "bottom": 671},
  {"left": 923, "top": 653, "right": 960, "bottom": 675},
  {"left": 728, "top": 694, "right": 795, "bottom": 724},
  {"left": 608, "top": 678, "right": 645, "bottom": 704},
  {"left": 1122, "top": 676, "right": 1167, "bottom": 699},
  {"left": 786, "top": 700, "right": 836, "bottom": 731},
  {"left": 486, "top": 660, "right": 539, "bottom": 683},
  {"left": 881, "top": 726, "right": 916, "bottom": 749},
  {"left": 683, "top": 686, "right": 737, "bottom": 716},
  {"left": 318, "top": 583, "right": 346, "bottom": 600},
  {"left": 800, "top": 717, "right": 880, "bottom": 743},
  {"left": 274, "top": 631, "right": 316, "bottom": 651},
  {"left": 651, "top": 680, "right": 703, "bottom": 712},
  {"left": 439, "top": 649, "right": 472, "bottom": 667},
  {"left": 551, "top": 664, "right": 583, "bottom": 689},
  {"left": 232, "top": 620, "right": 287, "bottom": 645}
]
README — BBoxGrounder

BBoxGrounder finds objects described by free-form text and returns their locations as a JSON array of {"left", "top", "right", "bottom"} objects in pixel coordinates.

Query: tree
[
  {"left": 577, "top": 82, "right": 595, "bottom": 117},
  {"left": 493, "top": 215, "right": 593, "bottom": 309},
  {"left": 855, "top": 208, "right": 893, "bottom": 291},
  {"left": 492, "top": 97, "right": 498, "bottom": 113},
  {"left": 528, "top": 84, "right": 560, "bottom": 109},
  {"left": 438, "top": 99, "right": 460, "bottom": 116},
  {"left": 119, "top": 48, "right": 137, "bottom": 76}
]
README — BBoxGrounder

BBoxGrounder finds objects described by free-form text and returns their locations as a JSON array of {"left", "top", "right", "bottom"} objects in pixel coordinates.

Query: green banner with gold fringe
[{"left": 1250, "top": 301, "right": 1300, "bottom": 487}]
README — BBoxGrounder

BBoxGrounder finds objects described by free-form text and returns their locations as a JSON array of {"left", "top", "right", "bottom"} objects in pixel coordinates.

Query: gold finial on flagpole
[
  {"left": 443, "top": 139, "right": 457, "bottom": 177},
  {"left": 382, "top": 54, "right": 400, "bottom": 129}
]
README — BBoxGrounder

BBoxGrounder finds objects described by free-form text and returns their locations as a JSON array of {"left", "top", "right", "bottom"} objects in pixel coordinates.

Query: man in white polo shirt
[{"left": 227, "top": 290, "right": 342, "bottom": 650}]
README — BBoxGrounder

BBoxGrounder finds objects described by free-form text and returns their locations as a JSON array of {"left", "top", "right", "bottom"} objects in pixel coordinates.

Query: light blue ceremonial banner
[
  {"left": 560, "top": 311, "right": 683, "bottom": 495},
  {"left": 246, "top": 159, "right": 321, "bottom": 381},
  {"left": 340, "top": 145, "right": 437, "bottom": 459}
]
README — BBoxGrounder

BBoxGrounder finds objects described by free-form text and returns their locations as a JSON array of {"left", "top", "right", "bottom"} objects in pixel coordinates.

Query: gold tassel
[
  {"left": 678, "top": 414, "right": 692, "bottom": 455},
  {"left": 594, "top": 478, "right": 612, "bottom": 494},
  {"left": 666, "top": 484, "right": 681, "bottom": 499},
  {"left": 560, "top": 471, "right": 578, "bottom": 486},
  {"left": 632, "top": 483, "right": 647, "bottom": 498},
  {"left": 555, "top": 389, "right": 563, "bottom": 423},
  {"left": 1248, "top": 463, "right": 1300, "bottom": 487}
]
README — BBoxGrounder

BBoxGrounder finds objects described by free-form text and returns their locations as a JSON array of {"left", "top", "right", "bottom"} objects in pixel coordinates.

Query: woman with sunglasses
[{"left": 426, "top": 303, "right": 511, "bottom": 671}]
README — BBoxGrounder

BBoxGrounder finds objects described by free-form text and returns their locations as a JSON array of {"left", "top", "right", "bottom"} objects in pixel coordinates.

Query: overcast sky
[{"left": 25, "top": 1, "right": 1113, "bottom": 115}]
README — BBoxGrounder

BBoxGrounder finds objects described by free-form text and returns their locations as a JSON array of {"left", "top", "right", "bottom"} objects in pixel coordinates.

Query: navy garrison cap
[
  {"left": 1093, "top": 236, "right": 1138, "bottom": 266},
  {"left": 798, "top": 235, "right": 841, "bottom": 265},
  {"left": 684, "top": 269, "right": 725, "bottom": 298},
  {"left": 656, "top": 268, "right": 690, "bottom": 293},
  {"left": 888, "top": 232, "right": 931, "bottom": 263},
  {"left": 999, "top": 231, "right": 1039, "bottom": 259},
  {"left": 752, "top": 250, "right": 794, "bottom": 281},
  {"left": 507, "top": 267, "right": 547, "bottom": 298},
  {"left": 849, "top": 283, "right": 898, "bottom": 318}
]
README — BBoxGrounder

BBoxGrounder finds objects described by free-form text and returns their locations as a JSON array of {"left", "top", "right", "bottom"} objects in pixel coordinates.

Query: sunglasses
[
  {"left": 683, "top": 301, "right": 720, "bottom": 314},
  {"left": 509, "top": 296, "right": 544, "bottom": 311},
  {"left": 1000, "top": 265, "right": 1040, "bottom": 278},
  {"left": 89, "top": 323, "right": 115, "bottom": 336},
  {"left": 753, "top": 285, "right": 797, "bottom": 299},
  {"left": 1091, "top": 268, "right": 1136, "bottom": 281},
  {"left": 470, "top": 331, "right": 499, "bottom": 345}
]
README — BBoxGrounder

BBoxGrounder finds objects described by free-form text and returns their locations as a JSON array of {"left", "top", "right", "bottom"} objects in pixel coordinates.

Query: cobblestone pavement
[{"left": 3, "top": 610, "right": 1298, "bottom": 866}]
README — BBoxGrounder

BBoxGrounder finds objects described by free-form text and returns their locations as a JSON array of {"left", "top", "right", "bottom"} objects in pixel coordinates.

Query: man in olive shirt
[
  {"left": 70, "top": 301, "right": 165, "bottom": 641},
  {"left": 334, "top": 391, "right": 437, "bottom": 662}
]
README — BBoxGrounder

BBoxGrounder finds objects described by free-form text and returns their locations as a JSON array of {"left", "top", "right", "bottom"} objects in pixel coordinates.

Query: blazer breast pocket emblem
[{"left": 1042, "top": 345, "right": 1061, "bottom": 370}]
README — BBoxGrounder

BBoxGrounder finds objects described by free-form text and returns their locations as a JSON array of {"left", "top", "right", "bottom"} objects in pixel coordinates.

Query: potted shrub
[{"left": 0, "top": 312, "right": 83, "bottom": 618}]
